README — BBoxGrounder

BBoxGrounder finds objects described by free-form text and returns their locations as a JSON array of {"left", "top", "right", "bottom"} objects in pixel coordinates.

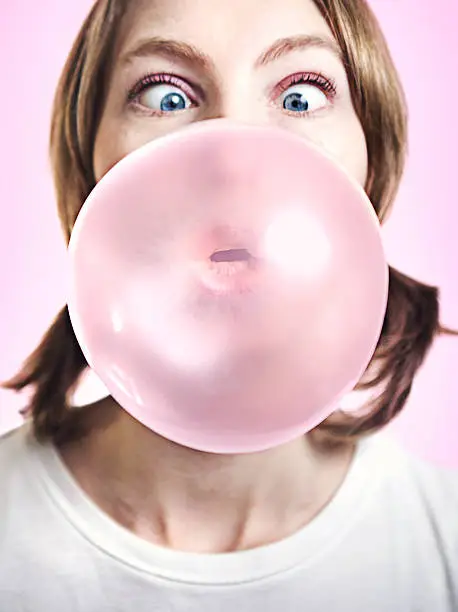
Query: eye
[
  {"left": 139, "top": 84, "right": 192, "bottom": 113},
  {"left": 128, "top": 74, "right": 197, "bottom": 115},
  {"left": 280, "top": 84, "right": 327, "bottom": 114},
  {"left": 275, "top": 73, "right": 337, "bottom": 116}
]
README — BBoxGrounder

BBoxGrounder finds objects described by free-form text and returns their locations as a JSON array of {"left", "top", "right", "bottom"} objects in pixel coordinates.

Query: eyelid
[
  {"left": 127, "top": 72, "right": 203, "bottom": 104},
  {"left": 270, "top": 71, "right": 337, "bottom": 99},
  {"left": 127, "top": 70, "right": 337, "bottom": 115}
]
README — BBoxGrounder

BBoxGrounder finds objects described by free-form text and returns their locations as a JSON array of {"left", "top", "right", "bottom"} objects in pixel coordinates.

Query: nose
[
  {"left": 198, "top": 124, "right": 263, "bottom": 200},
  {"left": 202, "top": 75, "right": 272, "bottom": 129},
  {"left": 194, "top": 83, "right": 275, "bottom": 194}
]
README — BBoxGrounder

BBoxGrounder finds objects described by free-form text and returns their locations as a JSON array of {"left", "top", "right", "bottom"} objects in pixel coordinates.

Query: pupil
[
  {"left": 161, "top": 93, "right": 185, "bottom": 112},
  {"left": 284, "top": 93, "right": 309, "bottom": 112}
]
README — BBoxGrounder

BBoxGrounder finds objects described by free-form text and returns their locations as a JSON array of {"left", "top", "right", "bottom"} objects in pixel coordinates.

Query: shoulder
[
  {"left": 0, "top": 424, "right": 32, "bottom": 523},
  {"left": 396, "top": 440, "right": 458, "bottom": 508},
  {"left": 373, "top": 433, "right": 458, "bottom": 544},
  {"left": 0, "top": 423, "right": 27, "bottom": 459},
  {"left": 368, "top": 431, "right": 458, "bottom": 490},
  {"left": 0, "top": 422, "right": 44, "bottom": 489},
  {"left": 0, "top": 423, "right": 32, "bottom": 482}
]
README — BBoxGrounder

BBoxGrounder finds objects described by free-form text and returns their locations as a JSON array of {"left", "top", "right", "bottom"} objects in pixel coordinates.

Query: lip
[
  {"left": 191, "top": 257, "right": 264, "bottom": 296},
  {"left": 190, "top": 224, "right": 261, "bottom": 261},
  {"left": 183, "top": 224, "right": 267, "bottom": 296},
  {"left": 209, "top": 248, "right": 253, "bottom": 262}
]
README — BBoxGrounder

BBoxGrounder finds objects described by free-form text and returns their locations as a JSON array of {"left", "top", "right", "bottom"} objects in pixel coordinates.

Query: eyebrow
[{"left": 120, "top": 34, "right": 344, "bottom": 72}]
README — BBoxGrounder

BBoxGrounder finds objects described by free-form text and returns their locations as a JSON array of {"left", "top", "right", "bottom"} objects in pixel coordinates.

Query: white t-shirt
[{"left": 0, "top": 421, "right": 457, "bottom": 612}]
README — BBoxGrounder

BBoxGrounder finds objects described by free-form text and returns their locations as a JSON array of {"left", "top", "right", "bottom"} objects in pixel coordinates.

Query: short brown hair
[{"left": 3, "top": 0, "right": 456, "bottom": 446}]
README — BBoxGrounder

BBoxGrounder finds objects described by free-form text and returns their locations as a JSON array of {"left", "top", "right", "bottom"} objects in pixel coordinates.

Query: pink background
[{"left": 1, "top": 1, "right": 457, "bottom": 466}]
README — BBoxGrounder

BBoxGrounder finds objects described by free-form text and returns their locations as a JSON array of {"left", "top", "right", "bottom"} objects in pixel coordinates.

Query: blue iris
[
  {"left": 283, "top": 92, "right": 309, "bottom": 113},
  {"left": 160, "top": 92, "right": 187, "bottom": 112}
]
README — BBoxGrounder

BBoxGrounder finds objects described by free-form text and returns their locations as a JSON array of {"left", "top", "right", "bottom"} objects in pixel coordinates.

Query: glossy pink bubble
[{"left": 67, "top": 119, "right": 388, "bottom": 454}]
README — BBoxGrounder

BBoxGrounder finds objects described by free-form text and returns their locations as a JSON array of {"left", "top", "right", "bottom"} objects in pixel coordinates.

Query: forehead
[{"left": 119, "top": 0, "right": 335, "bottom": 56}]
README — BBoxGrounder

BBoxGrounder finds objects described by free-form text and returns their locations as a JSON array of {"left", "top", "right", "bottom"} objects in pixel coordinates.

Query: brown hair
[{"left": 3, "top": 0, "right": 456, "bottom": 446}]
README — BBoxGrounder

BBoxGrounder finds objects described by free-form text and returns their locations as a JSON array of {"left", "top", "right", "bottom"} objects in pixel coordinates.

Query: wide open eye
[
  {"left": 280, "top": 83, "right": 328, "bottom": 114},
  {"left": 128, "top": 73, "right": 198, "bottom": 115},
  {"left": 138, "top": 83, "right": 193, "bottom": 113}
]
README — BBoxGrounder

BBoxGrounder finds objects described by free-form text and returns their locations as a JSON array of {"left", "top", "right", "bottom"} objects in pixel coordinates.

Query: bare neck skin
[{"left": 58, "top": 398, "right": 355, "bottom": 553}]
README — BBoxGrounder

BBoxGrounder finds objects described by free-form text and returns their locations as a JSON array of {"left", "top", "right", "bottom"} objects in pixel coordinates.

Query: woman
[{"left": 1, "top": 0, "right": 457, "bottom": 610}]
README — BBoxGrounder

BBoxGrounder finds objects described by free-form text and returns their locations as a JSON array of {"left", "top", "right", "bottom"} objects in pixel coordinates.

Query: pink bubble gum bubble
[{"left": 67, "top": 119, "right": 388, "bottom": 454}]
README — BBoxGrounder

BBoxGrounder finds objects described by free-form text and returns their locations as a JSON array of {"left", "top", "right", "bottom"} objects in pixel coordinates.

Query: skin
[{"left": 61, "top": 0, "right": 369, "bottom": 554}]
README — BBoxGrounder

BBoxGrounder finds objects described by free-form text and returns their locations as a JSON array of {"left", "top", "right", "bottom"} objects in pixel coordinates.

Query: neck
[{"left": 58, "top": 398, "right": 355, "bottom": 553}]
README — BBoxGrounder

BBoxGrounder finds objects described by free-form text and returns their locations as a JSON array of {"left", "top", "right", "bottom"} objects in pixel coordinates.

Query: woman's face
[{"left": 93, "top": 0, "right": 368, "bottom": 185}]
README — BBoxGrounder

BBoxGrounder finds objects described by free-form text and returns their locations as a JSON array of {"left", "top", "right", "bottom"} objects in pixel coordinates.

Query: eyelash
[
  {"left": 127, "top": 73, "right": 197, "bottom": 105},
  {"left": 127, "top": 71, "right": 337, "bottom": 116}
]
